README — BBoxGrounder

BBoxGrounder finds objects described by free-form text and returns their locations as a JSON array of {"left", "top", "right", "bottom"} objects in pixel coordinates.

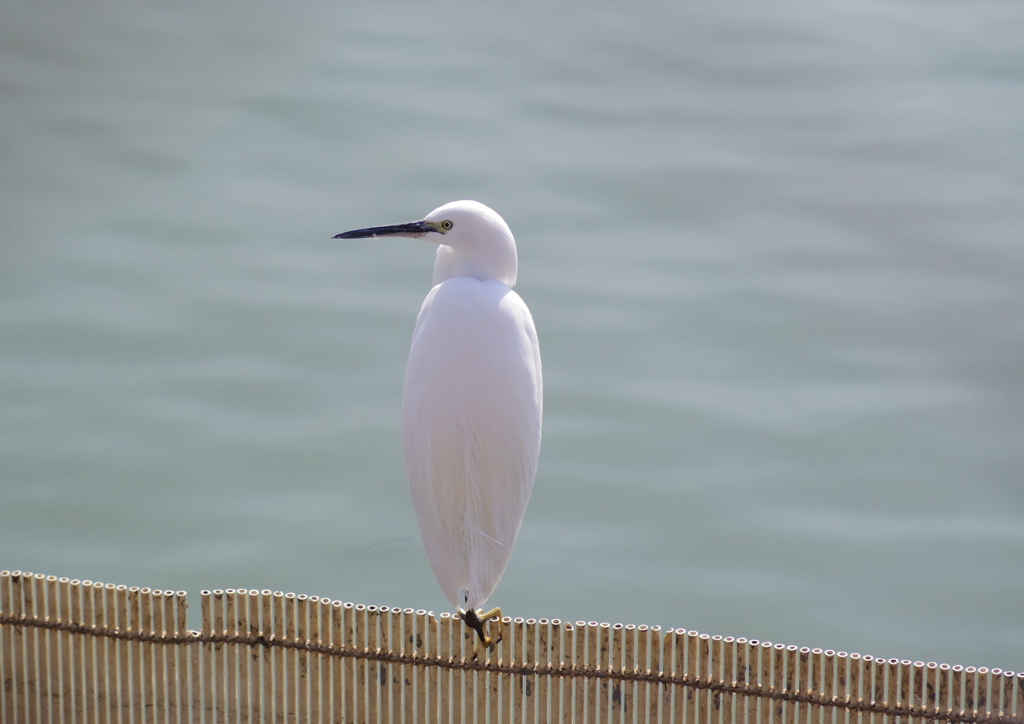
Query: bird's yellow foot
[{"left": 461, "top": 607, "right": 503, "bottom": 647}]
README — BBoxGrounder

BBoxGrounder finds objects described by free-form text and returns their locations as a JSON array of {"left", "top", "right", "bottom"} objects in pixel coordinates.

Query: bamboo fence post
[
  {"left": 69, "top": 580, "right": 85, "bottom": 723},
  {"left": 22, "top": 573, "right": 38, "bottom": 724},
  {"left": 522, "top": 618, "right": 539, "bottom": 724},
  {"left": 650, "top": 626, "right": 665, "bottom": 724},
  {"left": 438, "top": 612, "right": 453, "bottom": 724},
  {"left": 622, "top": 624, "right": 639, "bottom": 723},
  {"left": 163, "top": 588, "right": 175, "bottom": 723},
  {"left": 316, "top": 595, "right": 327, "bottom": 721},
  {"left": 6, "top": 573, "right": 25, "bottom": 722},
  {"left": 329, "top": 600, "right": 342, "bottom": 724},
  {"left": 582, "top": 621, "right": 599, "bottom": 724},
  {"left": 711, "top": 635, "right": 726, "bottom": 724},
  {"left": 922, "top": 661, "right": 939, "bottom": 723},
  {"left": 469, "top": 612, "right": 481, "bottom": 723},
  {"left": 795, "top": 647, "right": 810, "bottom": 724},
  {"left": 882, "top": 658, "right": 898, "bottom": 724},
  {"left": 964, "top": 667, "right": 981, "bottom": 721},
  {"left": 936, "top": 662, "right": 950, "bottom": 721},
  {"left": 374, "top": 605, "right": 390, "bottom": 724},
  {"left": 296, "top": 594, "right": 311, "bottom": 724},
  {"left": 1016, "top": 672, "right": 1024, "bottom": 721},
  {"left": 720, "top": 635, "right": 734, "bottom": 724},
  {"left": 343, "top": 602, "right": 357, "bottom": 724},
  {"left": 259, "top": 591, "right": 273, "bottom": 724},
  {"left": 320, "top": 597, "right": 333, "bottom": 720},
  {"left": 996, "top": 669, "right": 1015, "bottom": 720},
  {"left": 247, "top": 590, "right": 262, "bottom": 723},
  {"left": 307, "top": 596, "right": 321, "bottom": 723},
  {"left": 0, "top": 572, "right": 11, "bottom": 723},
  {"left": 269, "top": 592, "right": 283, "bottom": 723},
  {"left": 175, "top": 590, "right": 190, "bottom": 723},
  {"left": 42, "top": 576, "right": 59, "bottom": 721},
  {"left": 911, "top": 660, "right": 926, "bottom": 724},
  {"left": 224, "top": 589, "right": 238, "bottom": 724},
  {"left": 679, "top": 626, "right": 696, "bottom": 724},
  {"left": 240, "top": 590, "right": 254, "bottom": 723},
  {"left": 782, "top": 644, "right": 798, "bottom": 724},
  {"left": 100, "top": 582, "right": 115, "bottom": 724},
  {"left": 509, "top": 617, "right": 525, "bottom": 723},
  {"left": 808, "top": 648, "right": 823, "bottom": 724},
  {"left": 99, "top": 582, "right": 115, "bottom": 723},
  {"left": 216, "top": 590, "right": 231, "bottom": 724},
  {"left": 769, "top": 643, "right": 785, "bottom": 724},
  {"left": 567, "top": 622, "right": 583, "bottom": 724},
  {"left": 457, "top": 610, "right": 473, "bottom": 724},
  {"left": 649, "top": 626, "right": 660, "bottom": 722},
  {"left": 30, "top": 572, "right": 43, "bottom": 723},
  {"left": 414, "top": 609, "right": 429, "bottom": 724},
  {"left": 946, "top": 667, "right": 962, "bottom": 724},
  {"left": 684, "top": 632, "right": 700, "bottom": 724},
  {"left": 537, "top": 619, "right": 554, "bottom": 724},
  {"left": 396, "top": 607, "right": 409, "bottom": 724},
  {"left": 153, "top": 589, "right": 169, "bottom": 724},
  {"left": 25, "top": 573, "right": 41, "bottom": 724},
  {"left": 696, "top": 632, "right": 709, "bottom": 724},
  {"left": 32, "top": 574, "right": 51, "bottom": 724},
  {"left": 898, "top": 659, "right": 912, "bottom": 724},
  {"left": 407, "top": 608, "right": 418, "bottom": 724},
  {"left": 863, "top": 655, "right": 876, "bottom": 724},
  {"left": 200, "top": 591, "right": 213, "bottom": 724},
  {"left": 757, "top": 643, "right": 770, "bottom": 724},
  {"left": 127, "top": 585, "right": 143, "bottom": 720},
  {"left": 734, "top": 637, "right": 750, "bottom": 724},
  {"left": 164, "top": 588, "right": 177, "bottom": 722},
  {"left": 152, "top": 587, "right": 165, "bottom": 724},
  {"left": 1005, "top": 671, "right": 1021, "bottom": 721},
  {"left": 609, "top": 623, "right": 625, "bottom": 723},
  {"left": 71, "top": 577, "right": 86, "bottom": 724},
  {"left": 548, "top": 619, "right": 564, "bottom": 724},
  {"left": 582, "top": 621, "right": 598, "bottom": 724},
  {"left": 368, "top": 606, "right": 385, "bottom": 724},
  {"left": 665, "top": 628, "right": 681, "bottom": 724},
  {"left": 847, "top": 653, "right": 862, "bottom": 724},
  {"left": 872, "top": 656, "right": 888, "bottom": 724},
  {"left": 834, "top": 651, "right": 845, "bottom": 724},
  {"left": 283, "top": 592, "right": 297, "bottom": 724},
  {"left": 392, "top": 605, "right": 403, "bottom": 724},
  {"left": 352, "top": 602, "right": 368, "bottom": 724},
  {"left": 477, "top": 614, "right": 497, "bottom": 724},
  {"left": 638, "top": 625, "right": 653, "bottom": 724}
]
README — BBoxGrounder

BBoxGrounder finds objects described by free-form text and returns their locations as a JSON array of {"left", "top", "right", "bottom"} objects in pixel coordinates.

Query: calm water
[{"left": 2, "top": 2, "right": 1023, "bottom": 672}]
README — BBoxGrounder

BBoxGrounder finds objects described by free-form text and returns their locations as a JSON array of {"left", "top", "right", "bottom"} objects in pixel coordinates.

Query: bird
[{"left": 334, "top": 200, "right": 542, "bottom": 645}]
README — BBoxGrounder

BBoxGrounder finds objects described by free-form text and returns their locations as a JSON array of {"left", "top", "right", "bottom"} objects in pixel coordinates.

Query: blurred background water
[{"left": 2, "top": 1, "right": 1022, "bottom": 672}]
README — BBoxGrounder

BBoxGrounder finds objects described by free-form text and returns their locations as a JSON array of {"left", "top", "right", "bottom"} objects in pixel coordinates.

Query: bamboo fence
[{"left": 1, "top": 570, "right": 1021, "bottom": 724}]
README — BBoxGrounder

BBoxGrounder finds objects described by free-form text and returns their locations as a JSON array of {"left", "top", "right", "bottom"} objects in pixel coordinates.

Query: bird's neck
[{"left": 432, "top": 245, "right": 518, "bottom": 288}]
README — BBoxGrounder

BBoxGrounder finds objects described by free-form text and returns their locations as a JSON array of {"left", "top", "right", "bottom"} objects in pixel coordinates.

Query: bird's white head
[
  {"left": 333, "top": 200, "right": 519, "bottom": 288},
  {"left": 424, "top": 200, "right": 517, "bottom": 288}
]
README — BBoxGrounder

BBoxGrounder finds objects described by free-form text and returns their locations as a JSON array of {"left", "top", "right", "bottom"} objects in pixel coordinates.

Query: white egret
[{"left": 334, "top": 200, "right": 542, "bottom": 645}]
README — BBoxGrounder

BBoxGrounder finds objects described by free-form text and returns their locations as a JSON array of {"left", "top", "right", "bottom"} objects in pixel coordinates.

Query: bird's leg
[{"left": 461, "top": 607, "right": 504, "bottom": 647}]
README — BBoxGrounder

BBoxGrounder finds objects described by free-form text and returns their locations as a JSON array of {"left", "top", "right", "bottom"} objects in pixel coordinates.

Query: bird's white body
[
  {"left": 403, "top": 202, "right": 542, "bottom": 611},
  {"left": 404, "top": 276, "right": 541, "bottom": 610},
  {"left": 337, "top": 200, "right": 542, "bottom": 614}
]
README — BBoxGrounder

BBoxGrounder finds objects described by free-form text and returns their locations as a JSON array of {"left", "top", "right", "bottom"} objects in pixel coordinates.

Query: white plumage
[{"left": 335, "top": 200, "right": 542, "bottom": 623}]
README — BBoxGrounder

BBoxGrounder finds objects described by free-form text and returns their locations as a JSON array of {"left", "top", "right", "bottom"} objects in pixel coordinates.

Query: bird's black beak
[{"left": 332, "top": 220, "right": 435, "bottom": 239}]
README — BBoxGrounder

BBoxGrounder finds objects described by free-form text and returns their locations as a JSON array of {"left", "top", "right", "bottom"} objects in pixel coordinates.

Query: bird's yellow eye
[{"left": 440, "top": 220, "right": 453, "bottom": 231}]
